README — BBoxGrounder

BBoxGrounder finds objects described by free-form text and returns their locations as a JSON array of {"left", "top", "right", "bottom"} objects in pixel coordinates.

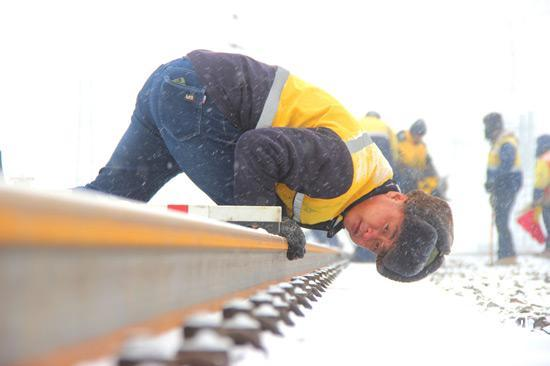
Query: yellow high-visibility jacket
[
  {"left": 487, "top": 132, "right": 521, "bottom": 172},
  {"left": 268, "top": 74, "right": 393, "bottom": 226},
  {"left": 534, "top": 150, "right": 550, "bottom": 206},
  {"left": 395, "top": 131, "right": 438, "bottom": 194},
  {"left": 486, "top": 131, "right": 522, "bottom": 193}
]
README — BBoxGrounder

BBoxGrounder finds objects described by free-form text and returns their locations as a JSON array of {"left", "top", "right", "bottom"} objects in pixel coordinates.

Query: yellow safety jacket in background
[
  {"left": 360, "top": 115, "right": 398, "bottom": 164},
  {"left": 396, "top": 131, "right": 438, "bottom": 194},
  {"left": 487, "top": 132, "right": 522, "bottom": 172},
  {"left": 397, "top": 131, "right": 428, "bottom": 169},
  {"left": 534, "top": 150, "right": 550, "bottom": 206},
  {"left": 256, "top": 71, "right": 393, "bottom": 226}
]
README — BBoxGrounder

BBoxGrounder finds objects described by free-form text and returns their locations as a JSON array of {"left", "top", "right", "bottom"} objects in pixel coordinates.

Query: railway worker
[
  {"left": 83, "top": 50, "right": 453, "bottom": 282},
  {"left": 394, "top": 119, "right": 443, "bottom": 197},
  {"left": 533, "top": 134, "right": 550, "bottom": 256},
  {"left": 483, "top": 112, "right": 522, "bottom": 265},
  {"left": 360, "top": 111, "right": 398, "bottom": 170}
]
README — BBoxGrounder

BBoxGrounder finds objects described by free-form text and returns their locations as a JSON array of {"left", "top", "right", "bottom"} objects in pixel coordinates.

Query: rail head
[{"left": 0, "top": 184, "right": 336, "bottom": 254}]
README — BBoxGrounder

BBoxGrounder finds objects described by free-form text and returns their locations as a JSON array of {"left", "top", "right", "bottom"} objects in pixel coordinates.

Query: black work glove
[
  {"left": 484, "top": 180, "right": 494, "bottom": 193},
  {"left": 280, "top": 217, "right": 306, "bottom": 260}
]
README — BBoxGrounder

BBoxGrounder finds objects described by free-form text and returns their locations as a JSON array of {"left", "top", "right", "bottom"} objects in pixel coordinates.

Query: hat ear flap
[
  {"left": 376, "top": 255, "right": 445, "bottom": 283},
  {"left": 435, "top": 218, "right": 453, "bottom": 255},
  {"left": 381, "top": 217, "right": 437, "bottom": 277},
  {"left": 406, "top": 190, "right": 453, "bottom": 255}
]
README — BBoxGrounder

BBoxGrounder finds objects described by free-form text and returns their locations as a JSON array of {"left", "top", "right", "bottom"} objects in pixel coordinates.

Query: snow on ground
[
  {"left": 430, "top": 254, "right": 550, "bottom": 335},
  {"left": 81, "top": 258, "right": 550, "bottom": 366},
  {"left": 233, "top": 261, "right": 550, "bottom": 366}
]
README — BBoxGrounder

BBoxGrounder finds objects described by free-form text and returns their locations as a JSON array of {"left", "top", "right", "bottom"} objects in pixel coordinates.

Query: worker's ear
[{"left": 387, "top": 191, "right": 407, "bottom": 202}]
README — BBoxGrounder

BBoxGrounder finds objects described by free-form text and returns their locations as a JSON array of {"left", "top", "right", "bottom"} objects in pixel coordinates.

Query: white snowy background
[{"left": 1, "top": 0, "right": 550, "bottom": 254}]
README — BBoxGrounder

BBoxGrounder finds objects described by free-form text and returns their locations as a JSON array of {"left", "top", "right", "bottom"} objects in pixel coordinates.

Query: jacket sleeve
[
  {"left": 497, "top": 143, "right": 516, "bottom": 175},
  {"left": 533, "top": 158, "right": 549, "bottom": 202},
  {"left": 233, "top": 127, "right": 354, "bottom": 206}
]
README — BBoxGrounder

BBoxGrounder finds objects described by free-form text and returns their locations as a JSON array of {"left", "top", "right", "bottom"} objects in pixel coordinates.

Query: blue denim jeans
[
  {"left": 542, "top": 206, "right": 550, "bottom": 250},
  {"left": 491, "top": 186, "right": 518, "bottom": 259},
  {"left": 85, "top": 57, "right": 242, "bottom": 204}
]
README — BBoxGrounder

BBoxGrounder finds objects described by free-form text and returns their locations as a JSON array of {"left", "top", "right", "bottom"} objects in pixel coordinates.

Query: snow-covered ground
[
  {"left": 81, "top": 258, "right": 550, "bottom": 366},
  {"left": 430, "top": 255, "right": 550, "bottom": 335}
]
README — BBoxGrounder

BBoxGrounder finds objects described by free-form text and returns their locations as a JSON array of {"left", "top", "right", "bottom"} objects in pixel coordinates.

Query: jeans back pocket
[{"left": 158, "top": 74, "right": 205, "bottom": 142}]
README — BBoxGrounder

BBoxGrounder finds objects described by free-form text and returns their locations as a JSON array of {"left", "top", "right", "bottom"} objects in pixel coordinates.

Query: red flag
[{"left": 516, "top": 209, "right": 546, "bottom": 244}]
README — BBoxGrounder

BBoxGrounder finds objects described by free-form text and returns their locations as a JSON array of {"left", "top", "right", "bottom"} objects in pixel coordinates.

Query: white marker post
[{"left": 168, "top": 205, "right": 282, "bottom": 235}]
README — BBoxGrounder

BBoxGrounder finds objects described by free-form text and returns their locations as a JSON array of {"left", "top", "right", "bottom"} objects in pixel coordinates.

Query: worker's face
[
  {"left": 343, "top": 191, "right": 407, "bottom": 255},
  {"left": 412, "top": 134, "right": 423, "bottom": 144},
  {"left": 483, "top": 123, "right": 500, "bottom": 142}
]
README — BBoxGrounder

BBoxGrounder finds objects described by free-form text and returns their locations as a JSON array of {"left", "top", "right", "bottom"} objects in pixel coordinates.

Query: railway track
[{"left": 0, "top": 186, "right": 348, "bottom": 366}]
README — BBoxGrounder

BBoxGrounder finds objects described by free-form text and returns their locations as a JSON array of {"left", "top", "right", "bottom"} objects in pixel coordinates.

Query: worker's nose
[{"left": 361, "top": 228, "right": 378, "bottom": 241}]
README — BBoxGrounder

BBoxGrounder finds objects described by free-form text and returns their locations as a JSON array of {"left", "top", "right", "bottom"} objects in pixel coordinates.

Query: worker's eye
[{"left": 383, "top": 224, "right": 389, "bottom": 233}]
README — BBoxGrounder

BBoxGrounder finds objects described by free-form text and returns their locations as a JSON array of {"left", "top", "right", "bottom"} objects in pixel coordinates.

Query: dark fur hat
[
  {"left": 376, "top": 190, "right": 453, "bottom": 282},
  {"left": 483, "top": 112, "right": 503, "bottom": 140},
  {"left": 483, "top": 112, "right": 503, "bottom": 126},
  {"left": 536, "top": 134, "right": 550, "bottom": 157},
  {"left": 366, "top": 111, "right": 381, "bottom": 119},
  {"left": 410, "top": 119, "right": 427, "bottom": 136}
]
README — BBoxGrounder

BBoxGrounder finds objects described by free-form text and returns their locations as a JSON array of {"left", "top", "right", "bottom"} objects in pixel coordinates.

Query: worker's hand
[
  {"left": 280, "top": 218, "right": 306, "bottom": 260},
  {"left": 484, "top": 180, "right": 494, "bottom": 193}
]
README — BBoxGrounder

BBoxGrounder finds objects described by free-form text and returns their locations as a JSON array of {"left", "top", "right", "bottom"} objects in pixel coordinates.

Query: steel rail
[{"left": 0, "top": 185, "right": 346, "bottom": 366}]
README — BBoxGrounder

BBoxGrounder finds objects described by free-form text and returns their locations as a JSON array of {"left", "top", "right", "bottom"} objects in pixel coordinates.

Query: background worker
[
  {"left": 534, "top": 134, "right": 550, "bottom": 256},
  {"left": 83, "top": 50, "right": 453, "bottom": 282},
  {"left": 483, "top": 112, "right": 522, "bottom": 265},
  {"left": 395, "top": 119, "right": 443, "bottom": 197}
]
